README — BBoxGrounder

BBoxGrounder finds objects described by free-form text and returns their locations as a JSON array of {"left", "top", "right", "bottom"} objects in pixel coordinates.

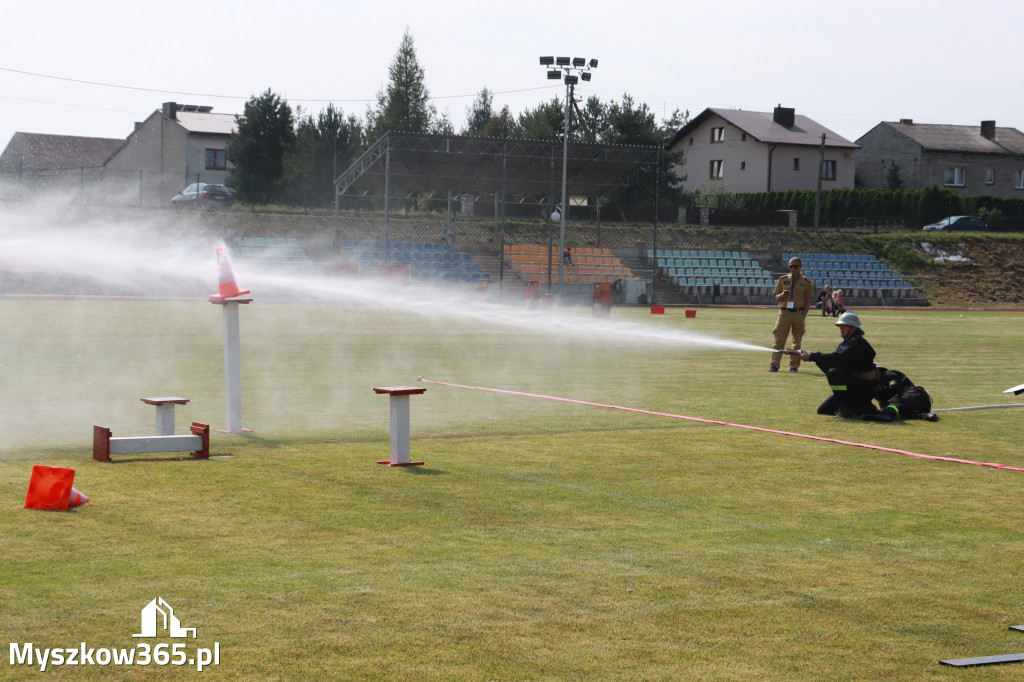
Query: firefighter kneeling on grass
[
  {"left": 798, "top": 312, "right": 878, "bottom": 418},
  {"left": 865, "top": 366, "right": 939, "bottom": 422}
]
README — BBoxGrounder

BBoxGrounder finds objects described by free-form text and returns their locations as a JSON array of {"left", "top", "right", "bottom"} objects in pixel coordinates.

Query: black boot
[{"left": 864, "top": 407, "right": 896, "bottom": 422}]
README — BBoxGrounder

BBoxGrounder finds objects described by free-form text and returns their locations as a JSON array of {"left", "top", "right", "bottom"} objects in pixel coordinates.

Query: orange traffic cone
[
  {"left": 24, "top": 465, "right": 80, "bottom": 511},
  {"left": 209, "top": 247, "right": 251, "bottom": 301},
  {"left": 68, "top": 487, "right": 90, "bottom": 507}
]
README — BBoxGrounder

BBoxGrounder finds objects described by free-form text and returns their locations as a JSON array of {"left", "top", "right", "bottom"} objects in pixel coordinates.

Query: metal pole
[
  {"left": 814, "top": 133, "right": 825, "bottom": 229},
  {"left": 548, "top": 154, "right": 555, "bottom": 293},
  {"left": 383, "top": 148, "right": 390, "bottom": 265},
  {"left": 652, "top": 152, "right": 660, "bottom": 306},
  {"left": 222, "top": 302, "right": 244, "bottom": 434},
  {"left": 500, "top": 139, "right": 508, "bottom": 293},
  {"left": 333, "top": 134, "right": 340, "bottom": 249},
  {"left": 558, "top": 82, "right": 573, "bottom": 296}
]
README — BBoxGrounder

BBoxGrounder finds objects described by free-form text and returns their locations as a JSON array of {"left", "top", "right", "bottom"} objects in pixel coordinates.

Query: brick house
[{"left": 855, "top": 119, "right": 1024, "bottom": 197}]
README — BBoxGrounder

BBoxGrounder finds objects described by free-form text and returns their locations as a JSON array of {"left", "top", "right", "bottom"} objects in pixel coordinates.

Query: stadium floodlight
[{"left": 537, "top": 55, "right": 598, "bottom": 296}]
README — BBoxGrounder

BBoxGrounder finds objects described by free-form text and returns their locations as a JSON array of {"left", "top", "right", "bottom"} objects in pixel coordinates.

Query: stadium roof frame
[{"left": 334, "top": 131, "right": 662, "bottom": 203}]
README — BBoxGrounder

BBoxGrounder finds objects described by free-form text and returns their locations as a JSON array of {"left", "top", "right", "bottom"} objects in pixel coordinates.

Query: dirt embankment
[{"left": 909, "top": 238, "right": 1024, "bottom": 307}]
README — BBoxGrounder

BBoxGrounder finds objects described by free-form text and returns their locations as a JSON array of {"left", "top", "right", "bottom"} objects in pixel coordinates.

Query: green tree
[
  {"left": 602, "top": 94, "right": 657, "bottom": 146},
  {"left": 463, "top": 87, "right": 494, "bottom": 136},
  {"left": 283, "top": 104, "right": 364, "bottom": 208},
  {"left": 574, "top": 95, "right": 607, "bottom": 143},
  {"left": 366, "top": 29, "right": 436, "bottom": 143},
  {"left": 481, "top": 105, "right": 513, "bottom": 138},
  {"left": 226, "top": 89, "right": 296, "bottom": 204},
  {"left": 510, "top": 97, "right": 564, "bottom": 140},
  {"left": 434, "top": 109, "right": 455, "bottom": 136},
  {"left": 886, "top": 160, "right": 904, "bottom": 190}
]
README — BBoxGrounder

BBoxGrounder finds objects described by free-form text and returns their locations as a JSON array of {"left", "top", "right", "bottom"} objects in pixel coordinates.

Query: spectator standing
[
  {"left": 815, "top": 284, "right": 833, "bottom": 316},
  {"left": 770, "top": 257, "right": 815, "bottom": 373}
]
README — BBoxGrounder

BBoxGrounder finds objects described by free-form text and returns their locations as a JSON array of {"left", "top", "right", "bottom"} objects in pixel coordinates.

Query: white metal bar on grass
[{"left": 108, "top": 435, "right": 203, "bottom": 455}]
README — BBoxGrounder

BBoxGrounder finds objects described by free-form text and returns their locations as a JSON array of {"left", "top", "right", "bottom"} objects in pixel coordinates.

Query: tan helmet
[{"left": 835, "top": 311, "right": 862, "bottom": 331}]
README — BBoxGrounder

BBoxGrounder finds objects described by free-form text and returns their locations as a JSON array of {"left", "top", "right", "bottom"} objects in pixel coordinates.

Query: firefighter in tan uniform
[{"left": 770, "top": 256, "right": 815, "bottom": 372}]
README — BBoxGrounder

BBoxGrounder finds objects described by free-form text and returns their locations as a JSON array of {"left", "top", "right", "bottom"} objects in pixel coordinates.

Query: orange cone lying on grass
[{"left": 24, "top": 465, "right": 89, "bottom": 511}]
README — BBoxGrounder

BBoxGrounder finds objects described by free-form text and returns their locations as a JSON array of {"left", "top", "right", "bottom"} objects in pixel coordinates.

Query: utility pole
[{"left": 813, "top": 133, "right": 825, "bottom": 230}]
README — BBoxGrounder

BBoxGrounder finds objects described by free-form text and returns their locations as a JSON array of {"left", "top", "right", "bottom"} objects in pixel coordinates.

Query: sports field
[{"left": 2, "top": 297, "right": 1023, "bottom": 680}]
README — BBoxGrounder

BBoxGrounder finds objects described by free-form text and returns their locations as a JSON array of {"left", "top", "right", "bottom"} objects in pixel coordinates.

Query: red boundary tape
[{"left": 418, "top": 377, "right": 1024, "bottom": 473}]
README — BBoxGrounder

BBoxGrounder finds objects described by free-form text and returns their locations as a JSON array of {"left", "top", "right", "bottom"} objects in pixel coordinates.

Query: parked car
[
  {"left": 922, "top": 215, "right": 987, "bottom": 231},
  {"left": 171, "top": 183, "right": 235, "bottom": 209}
]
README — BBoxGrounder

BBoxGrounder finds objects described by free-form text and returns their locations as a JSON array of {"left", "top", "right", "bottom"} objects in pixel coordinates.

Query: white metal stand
[
  {"left": 212, "top": 299, "right": 252, "bottom": 434},
  {"left": 141, "top": 397, "right": 190, "bottom": 435},
  {"left": 373, "top": 386, "right": 426, "bottom": 466}
]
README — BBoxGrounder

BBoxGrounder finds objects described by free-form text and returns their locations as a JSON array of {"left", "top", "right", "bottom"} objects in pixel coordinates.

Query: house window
[
  {"left": 793, "top": 158, "right": 800, "bottom": 171},
  {"left": 740, "top": 161, "right": 746, "bottom": 171},
  {"left": 986, "top": 168, "right": 995, "bottom": 184},
  {"left": 710, "top": 127, "right": 725, "bottom": 143},
  {"left": 944, "top": 167, "right": 966, "bottom": 187},
  {"left": 1016, "top": 170, "right": 1024, "bottom": 189},
  {"left": 689, "top": 137, "right": 693, "bottom": 146},
  {"left": 205, "top": 149, "right": 227, "bottom": 171},
  {"left": 741, "top": 133, "right": 747, "bottom": 141},
  {"left": 821, "top": 160, "right": 836, "bottom": 180},
  {"left": 709, "top": 160, "right": 723, "bottom": 179}
]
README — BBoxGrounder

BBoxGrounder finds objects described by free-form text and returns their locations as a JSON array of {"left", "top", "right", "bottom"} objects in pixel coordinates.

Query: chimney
[
  {"left": 899, "top": 118, "right": 913, "bottom": 125},
  {"left": 773, "top": 105, "right": 795, "bottom": 128},
  {"left": 981, "top": 120, "right": 996, "bottom": 140},
  {"left": 162, "top": 102, "right": 177, "bottom": 120}
]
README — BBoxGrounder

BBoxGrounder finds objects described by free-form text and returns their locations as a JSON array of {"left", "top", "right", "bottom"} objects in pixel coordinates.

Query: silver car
[
  {"left": 171, "top": 183, "right": 235, "bottom": 209},
  {"left": 922, "top": 215, "right": 987, "bottom": 231}
]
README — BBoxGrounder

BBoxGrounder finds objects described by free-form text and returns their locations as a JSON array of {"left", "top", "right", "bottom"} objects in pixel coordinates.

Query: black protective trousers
[{"left": 816, "top": 368, "right": 878, "bottom": 416}]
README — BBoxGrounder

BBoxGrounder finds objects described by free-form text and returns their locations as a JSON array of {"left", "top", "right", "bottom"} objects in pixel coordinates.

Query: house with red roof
[{"left": 667, "top": 106, "right": 859, "bottom": 193}]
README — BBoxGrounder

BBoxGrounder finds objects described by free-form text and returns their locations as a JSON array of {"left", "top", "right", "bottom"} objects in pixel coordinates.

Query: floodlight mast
[{"left": 538, "top": 55, "right": 597, "bottom": 296}]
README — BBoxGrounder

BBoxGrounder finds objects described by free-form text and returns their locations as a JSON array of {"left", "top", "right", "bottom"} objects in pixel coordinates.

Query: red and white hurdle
[{"left": 93, "top": 422, "right": 210, "bottom": 463}]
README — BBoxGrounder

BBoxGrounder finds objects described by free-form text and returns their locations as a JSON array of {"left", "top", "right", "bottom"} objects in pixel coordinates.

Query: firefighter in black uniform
[
  {"left": 798, "top": 312, "right": 878, "bottom": 417},
  {"left": 863, "top": 367, "right": 938, "bottom": 422}
]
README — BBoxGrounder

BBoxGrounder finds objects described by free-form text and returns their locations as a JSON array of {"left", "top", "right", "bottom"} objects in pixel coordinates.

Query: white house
[
  {"left": 668, "top": 106, "right": 859, "bottom": 194},
  {"left": 103, "top": 102, "right": 236, "bottom": 204}
]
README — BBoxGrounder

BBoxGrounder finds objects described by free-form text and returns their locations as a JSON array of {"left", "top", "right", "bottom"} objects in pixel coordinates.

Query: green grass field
[{"left": 2, "top": 299, "right": 1024, "bottom": 680}]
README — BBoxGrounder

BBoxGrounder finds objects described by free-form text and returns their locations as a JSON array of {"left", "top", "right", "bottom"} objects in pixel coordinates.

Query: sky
[{"left": 2, "top": 0, "right": 1022, "bottom": 151}]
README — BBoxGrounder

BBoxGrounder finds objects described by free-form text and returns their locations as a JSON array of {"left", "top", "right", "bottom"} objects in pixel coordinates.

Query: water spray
[{"left": 417, "top": 377, "right": 1024, "bottom": 473}]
